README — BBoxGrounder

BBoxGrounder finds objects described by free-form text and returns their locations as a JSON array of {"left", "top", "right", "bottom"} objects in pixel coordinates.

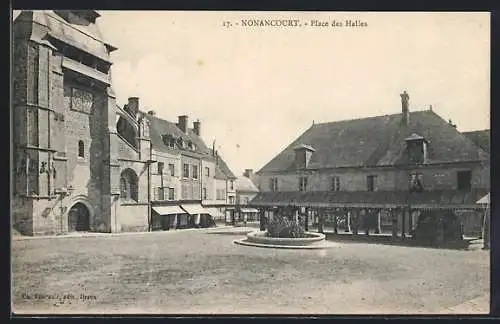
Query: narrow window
[
  {"left": 299, "top": 177, "right": 308, "bottom": 192},
  {"left": 157, "top": 162, "right": 164, "bottom": 175},
  {"left": 331, "top": 176, "right": 341, "bottom": 191},
  {"left": 230, "top": 180, "right": 234, "bottom": 190},
  {"left": 202, "top": 187, "right": 207, "bottom": 200},
  {"left": 205, "top": 166, "right": 210, "bottom": 177},
  {"left": 169, "top": 163, "right": 175, "bottom": 176},
  {"left": 78, "top": 140, "right": 84, "bottom": 158},
  {"left": 367, "top": 175, "right": 377, "bottom": 192},
  {"left": 168, "top": 188, "right": 175, "bottom": 200},
  {"left": 457, "top": 170, "right": 472, "bottom": 191},
  {"left": 157, "top": 187, "right": 164, "bottom": 200},
  {"left": 183, "top": 163, "right": 189, "bottom": 178},
  {"left": 192, "top": 165, "right": 198, "bottom": 179}
]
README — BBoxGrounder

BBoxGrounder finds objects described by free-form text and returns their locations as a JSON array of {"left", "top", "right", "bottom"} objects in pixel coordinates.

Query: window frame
[
  {"left": 78, "top": 140, "right": 85, "bottom": 158},
  {"left": 367, "top": 175, "right": 377, "bottom": 192},
  {"left": 457, "top": 170, "right": 472, "bottom": 191},
  {"left": 299, "top": 176, "right": 308, "bottom": 192},
  {"left": 183, "top": 163, "right": 190, "bottom": 178},
  {"left": 331, "top": 176, "right": 341, "bottom": 191},
  {"left": 192, "top": 165, "right": 198, "bottom": 179},
  {"left": 157, "top": 162, "right": 164, "bottom": 175},
  {"left": 168, "top": 163, "right": 175, "bottom": 177}
]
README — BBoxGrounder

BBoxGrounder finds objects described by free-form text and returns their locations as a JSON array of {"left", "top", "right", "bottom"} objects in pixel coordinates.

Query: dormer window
[
  {"left": 177, "top": 138, "right": 186, "bottom": 149},
  {"left": 293, "top": 144, "right": 316, "bottom": 169},
  {"left": 405, "top": 133, "right": 428, "bottom": 164},
  {"left": 187, "top": 141, "right": 196, "bottom": 151},
  {"left": 162, "top": 134, "right": 176, "bottom": 149}
]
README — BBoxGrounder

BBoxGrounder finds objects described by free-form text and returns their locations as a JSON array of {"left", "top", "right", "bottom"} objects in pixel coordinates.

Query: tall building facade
[{"left": 11, "top": 10, "right": 236, "bottom": 236}]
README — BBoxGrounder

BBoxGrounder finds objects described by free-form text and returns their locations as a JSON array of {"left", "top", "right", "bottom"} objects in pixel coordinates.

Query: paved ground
[{"left": 11, "top": 226, "right": 490, "bottom": 315}]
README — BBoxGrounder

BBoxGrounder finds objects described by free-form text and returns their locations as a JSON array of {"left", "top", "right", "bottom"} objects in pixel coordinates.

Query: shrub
[{"left": 266, "top": 215, "right": 306, "bottom": 238}]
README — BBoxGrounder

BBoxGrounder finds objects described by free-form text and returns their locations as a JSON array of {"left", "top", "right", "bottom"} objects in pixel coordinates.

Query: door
[{"left": 68, "top": 202, "right": 90, "bottom": 232}]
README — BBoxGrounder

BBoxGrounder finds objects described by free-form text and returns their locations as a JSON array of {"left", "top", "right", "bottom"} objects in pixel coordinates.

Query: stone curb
[{"left": 233, "top": 238, "right": 341, "bottom": 250}]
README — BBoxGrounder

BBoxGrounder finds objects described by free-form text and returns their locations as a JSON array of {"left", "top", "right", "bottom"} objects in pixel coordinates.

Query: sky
[{"left": 12, "top": 11, "right": 490, "bottom": 176}]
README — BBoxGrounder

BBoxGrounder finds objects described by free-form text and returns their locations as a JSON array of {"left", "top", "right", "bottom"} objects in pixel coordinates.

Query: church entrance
[{"left": 68, "top": 202, "right": 91, "bottom": 232}]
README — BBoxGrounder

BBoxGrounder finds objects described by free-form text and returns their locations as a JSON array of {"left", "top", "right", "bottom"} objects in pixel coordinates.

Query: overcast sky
[{"left": 13, "top": 11, "right": 490, "bottom": 175}]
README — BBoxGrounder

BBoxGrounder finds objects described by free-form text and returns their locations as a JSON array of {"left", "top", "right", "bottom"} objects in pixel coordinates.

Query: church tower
[{"left": 12, "top": 10, "right": 118, "bottom": 235}]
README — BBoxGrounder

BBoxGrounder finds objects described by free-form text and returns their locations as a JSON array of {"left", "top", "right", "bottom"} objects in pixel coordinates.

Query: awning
[
  {"left": 181, "top": 204, "right": 209, "bottom": 215},
  {"left": 476, "top": 193, "right": 490, "bottom": 204},
  {"left": 152, "top": 206, "right": 185, "bottom": 216},
  {"left": 241, "top": 208, "right": 259, "bottom": 213},
  {"left": 204, "top": 208, "right": 224, "bottom": 218}
]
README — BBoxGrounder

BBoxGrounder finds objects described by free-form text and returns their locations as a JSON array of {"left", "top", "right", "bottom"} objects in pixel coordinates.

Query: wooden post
[
  {"left": 401, "top": 208, "right": 406, "bottom": 240},
  {"left": 352, "top": 209, "right": 359, "bottom": 235},
  {"left": 408, "top": 208, "right": 413, "bottom": 236},
  {"left": 483, "top": 206, "right": 490, "bottom": 250},
  {"left": 305, "top": 208, "right": 309, "bottom": 232},
  {"left": 259, "top": 209, "right": 265, "bottom": 231},
  {"left": 364, "top": 209, "right": 370, "bottom": 236},
  {"left": 318, "top": 209, "right": 324, "bottom": 234},
  {"left": 346, "top": 209, "right": 351, "bottom": 232},
  {"left": 391, "top": 209, "right": 398, "bottom": 240},
  {"left": 333, "top": 209, "right": 338, "bottom": 234},
  {"left": 375, "top": 209, "right": 381, "bottom": 234}
]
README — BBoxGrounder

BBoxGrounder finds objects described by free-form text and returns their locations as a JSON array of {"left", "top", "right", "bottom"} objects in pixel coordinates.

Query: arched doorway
[{"left": 68, "top": 202, "right": 90, "bottom": 232}]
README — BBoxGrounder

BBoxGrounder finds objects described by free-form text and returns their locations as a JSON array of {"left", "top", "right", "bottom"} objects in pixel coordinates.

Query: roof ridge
[{"left": 312, "top": 110, "right": 433, "bottom": 127}]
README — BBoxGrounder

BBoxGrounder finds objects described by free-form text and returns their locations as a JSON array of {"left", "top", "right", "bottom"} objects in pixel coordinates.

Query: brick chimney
[
  {"left": 178, "top": 115, "right": 188, "bottom": 134},
  {"left": 127, "top": 97, "right": 139, "bottom": 117},
  {"left": 193, "top": 120, "right": 201, "bottom": 136},
  {"left": 400, "top": 90, "right": 410, "bottom": 126},
  {"left": 244, "top": 169, "right": 253, "bottom": 178}
]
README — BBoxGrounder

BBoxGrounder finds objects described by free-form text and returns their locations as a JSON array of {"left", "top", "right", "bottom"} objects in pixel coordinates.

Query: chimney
[
  {"left": 193, "top": 120, "right": 201, "bottom": 136},
  {"left": 244, "top": 169, "right": 253, "bottom": 178},
  {"left": 127, "top": 97, "right": 139, "bottom": 117},
  {"left": 400, "top": 90, "right": 410, "bottom": 126},
  {"left": 147, "top": 110, "right": 156, "bottom": 116},
  {"left": 178, "top": 115, "right": 188, "bottom": 134}
]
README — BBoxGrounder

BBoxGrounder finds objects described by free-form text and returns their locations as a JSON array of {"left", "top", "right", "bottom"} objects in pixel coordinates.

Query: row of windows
[
  {"left": 157, "top": 162, "right": 213, "bottom": 179},
  {"left": 156, "top": 187, "right": 175, "bottom": 201},
  {"left": 269, "top": 170, "right": 473, "bottom": 192}
]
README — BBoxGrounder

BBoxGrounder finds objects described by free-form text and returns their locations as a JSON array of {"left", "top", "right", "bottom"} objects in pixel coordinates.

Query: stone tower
[{"left": 12, "top": 10, "right": 119, "bottom": 235}]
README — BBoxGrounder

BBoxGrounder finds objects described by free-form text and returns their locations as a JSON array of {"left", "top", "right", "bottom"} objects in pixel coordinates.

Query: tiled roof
[
  {"left": 257, "top": 110, "right": 489, "bottom": 173},
  {"left": 235, "top": 176, "right": 259, "bottom": 193},
  {"left": 143, "top": 112, "right": 236, "bottom": 179},
  {"left": 144, "top": 113, "right": 210, "bottom": 158},
  {"left": 214, "top": 153, "right": 237, "bottom": 179},
  {"left": 250, "top": 189, "right": 488, "bottom": 209},
  {"left": 462, "top": 129, "right": 490, "bottom": 153}
]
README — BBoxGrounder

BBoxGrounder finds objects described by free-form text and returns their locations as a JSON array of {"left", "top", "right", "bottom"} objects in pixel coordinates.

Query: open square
[{"left": 12, "top": 227, "right": 489, "bottom": 314}]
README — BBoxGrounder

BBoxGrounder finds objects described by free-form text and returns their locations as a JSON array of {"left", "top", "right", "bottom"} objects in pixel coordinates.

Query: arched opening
[
  {"left": 68, "top": 202, "right": 90, "bottom": 232},
  {"left": 120, "top": 168, "right": 138, "bottom": 202},
  {"left": 78, "top": 140, "right": 85, "bottom": 158}
]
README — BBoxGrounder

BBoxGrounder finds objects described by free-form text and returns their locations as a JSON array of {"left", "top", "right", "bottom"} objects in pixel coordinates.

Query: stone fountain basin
[{"left": 246, "top": 230, "right": 325, "bottom": 246}]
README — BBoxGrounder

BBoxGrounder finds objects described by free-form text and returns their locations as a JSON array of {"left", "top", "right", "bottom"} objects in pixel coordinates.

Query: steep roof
[
  {"left": 144, "top": 112, "right": 236, "bottom": 179},
  {"left": 235, "top": 176, "right": 259, "bottom": 193},
  {"left": 214, "top": 153, "right": 237, "bottom": 180},
  {"left": 257, "top": 110, "right": 489, "bottom": 174},
  {"left": 144, "top": 113, "right": 211, "bottom": 158},
  {"left": 462, "top": 129, "right": 490, "bottom": 153}
]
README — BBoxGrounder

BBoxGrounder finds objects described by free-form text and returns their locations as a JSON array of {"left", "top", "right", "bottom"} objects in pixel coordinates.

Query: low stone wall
[{"left": 246, "top": 231, "right": 325, "bottom": 246}]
